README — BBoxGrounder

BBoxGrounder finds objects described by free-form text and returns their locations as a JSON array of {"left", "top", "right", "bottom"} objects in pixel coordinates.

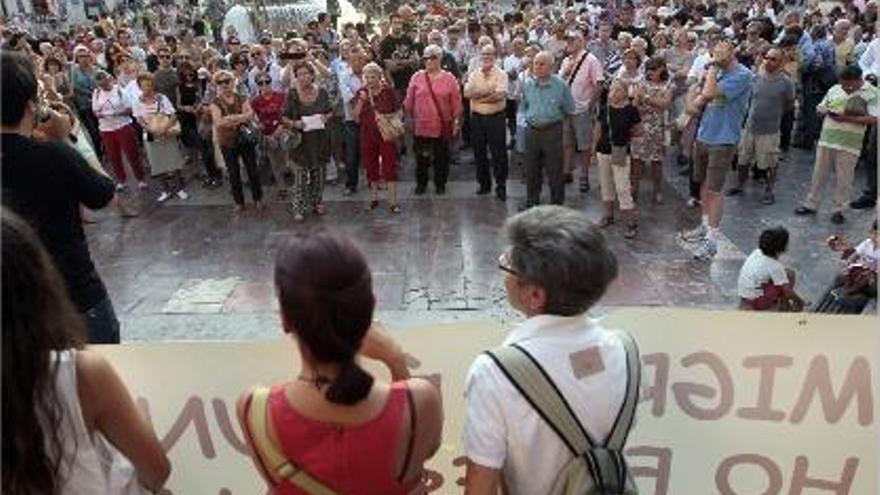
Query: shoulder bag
[
  {"left": 370, "top": 89, "right": 405, "bottom": 142},
  {"left": 424, "top": 72, "right": 454, "bottom": 142},
  {"left": 242, "top": 387, "right": 341, "bottom": 495},
  {"left": 485, "top": 330, "right": 641, "bottom": 495}
]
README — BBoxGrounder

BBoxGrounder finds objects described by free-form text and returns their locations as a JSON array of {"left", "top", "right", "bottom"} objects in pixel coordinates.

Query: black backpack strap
[{"left": 605, "top": 330, "right": 641, "bottom": 451}]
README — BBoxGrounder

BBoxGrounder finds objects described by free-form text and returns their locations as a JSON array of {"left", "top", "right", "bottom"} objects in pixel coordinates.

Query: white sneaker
[
  {"left": 693, "top": 238, "right": 718, "bottom": 261},
  {"left": 679, "top": 224, "right": 708, "bottom": 243},
  {"left": 115, "top": 183, "right": 127, "bottom": 192},
  {"left": 176, "top": 190, "right": 189, "bottom": 200},
  {"left": 157, "top": 191, "right": 171, "bottom": 203},
  {"left": 138, "top": 181, "right": 148, "bottom": 190}
]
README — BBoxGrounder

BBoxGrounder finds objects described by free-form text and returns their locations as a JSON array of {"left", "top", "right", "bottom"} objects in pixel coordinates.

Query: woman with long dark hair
[
  {"left": 1, "top": 210, "right": 170, "bottom": 494},
  {"left": 237, "top": 230, "right": 442, "bottom": 494}
]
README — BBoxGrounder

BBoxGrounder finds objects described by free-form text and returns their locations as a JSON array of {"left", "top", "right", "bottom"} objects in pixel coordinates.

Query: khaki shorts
[
  {"left": 563, "top": 111, "right": 593, "bottom": 152},
  {"left": 739, "top": 130, "right": 780, "bottom": 171},
  {"left": 693, "top": 141, "right": 736, "bottom": 192}
]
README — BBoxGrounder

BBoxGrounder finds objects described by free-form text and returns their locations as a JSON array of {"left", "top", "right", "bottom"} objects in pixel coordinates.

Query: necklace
[{"left": 297, "top": 373, "right": 332, "bottom": 389}]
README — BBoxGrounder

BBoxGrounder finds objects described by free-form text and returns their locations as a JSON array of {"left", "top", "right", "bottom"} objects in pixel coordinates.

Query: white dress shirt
[{"left": 463, "top": 314, "right": 630, "bottom": 495}]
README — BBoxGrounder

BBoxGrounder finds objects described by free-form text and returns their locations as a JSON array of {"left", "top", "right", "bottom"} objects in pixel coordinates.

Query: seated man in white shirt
[
  {"left": 463, "top": 205, "right": 636, "bottom": 495},
  {"left": 737, "top": 226, "right": 806, "bottom": 311}
]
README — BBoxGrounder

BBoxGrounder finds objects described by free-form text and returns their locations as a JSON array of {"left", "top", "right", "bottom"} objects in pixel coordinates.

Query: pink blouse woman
[{"left": 404, "top": 45, "right": 462, "bottom": 195}]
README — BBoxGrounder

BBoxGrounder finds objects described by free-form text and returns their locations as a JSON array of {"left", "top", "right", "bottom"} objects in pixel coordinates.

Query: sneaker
[
  {"left": 476, "top": 186, "right": 491, "bottom": 195},
  {"left": 176, "top": 190, "right": 189, "bottom": 200},
  {"left": 693, "top": 238, "right": 718, "bottom": 261},
  {"left": 115, "top": 183, "right": 128, "bottom": 192},
  {"left": 725, "top": 187, "right": 744, "bottom": 197},
  {"left": 414, "top": 186, "right": 427, "bottom": 196},
  {"left": 761, "top": 191, "right": 775, "bottom": 205},
  {"left": 137, "top": 181, "right": 148, "bottom": 190},
  {"left": 830, "top": 211, "right": 846, "bottom": 224},
  {"left": 686, "top": 197, "right": 701, "bottom": 209},
  {"left": 794, "top": 206, "right": 817, "bottom": 215},
  {"left": 624, "top": 223, "right": 638, "bottom": 239},
  {"left": 343, "top": 187, "right": 356, "bottom": 197},
  {"left": 157, "top": 191, "right": 171, "bottom": 203},
  {"left": 850, "top": 195, "right": 877, "bottom": 210},
  {"left": 679, "top": 224, "right": 708, "bottom": 243}
]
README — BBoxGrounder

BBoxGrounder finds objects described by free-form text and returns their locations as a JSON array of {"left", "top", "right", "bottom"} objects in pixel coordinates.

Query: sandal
[
  {"left": 315, "top": 204, "right": 326, "bottom": 216},
  {"left": 364, "top": 200, "right": 379, "bottom": 212},
  {"left": 624, "top": 223, "right": 638, "bottom": 239},
  {"left": 390, "top": 204, "right": 401, "bottom": 214},
  {"left": 597, "top": 216, "right": 614, "bottom": 228}
]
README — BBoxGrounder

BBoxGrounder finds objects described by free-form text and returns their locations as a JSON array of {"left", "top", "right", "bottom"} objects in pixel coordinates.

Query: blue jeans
[{"left": 84, "top": 296, "right": 120, "bottom": 344}]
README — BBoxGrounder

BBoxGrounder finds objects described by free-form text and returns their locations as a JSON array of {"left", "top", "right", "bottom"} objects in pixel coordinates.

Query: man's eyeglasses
[
  {"left": 498, "top": 251, "right": 521, "bottom": 278},
  {"left": 257, "top": 80, "right": 271, "bottom": 86}
]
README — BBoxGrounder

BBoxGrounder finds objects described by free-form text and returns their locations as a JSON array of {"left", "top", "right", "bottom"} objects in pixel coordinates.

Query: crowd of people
[
  {"left": 1, "top": 0, "right": 876, "bottom": 235},
  {"left": 1, "top": 0, "right": 879, "bottom": 493}
]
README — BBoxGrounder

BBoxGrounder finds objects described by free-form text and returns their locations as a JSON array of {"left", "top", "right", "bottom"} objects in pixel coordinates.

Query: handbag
[
  {"left": 236, "top": 122, "right": 259, "bottom": 148},
  {"left": 369, "top": 90, "right": 404, "bottom": 142},
  {"left": 243, "top": 387, "right": 340, "bottom": 495},
  {"left": 605, "top": 103, "right": 629, "bottom": 168},
  {"left": 424, "top": 72, "right": 454, "bottom": 142}
]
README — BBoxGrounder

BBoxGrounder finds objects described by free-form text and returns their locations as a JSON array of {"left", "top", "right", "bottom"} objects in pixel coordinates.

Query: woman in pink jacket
[{"left": 404, "top": 45, "right": 462, "bottom": 196}]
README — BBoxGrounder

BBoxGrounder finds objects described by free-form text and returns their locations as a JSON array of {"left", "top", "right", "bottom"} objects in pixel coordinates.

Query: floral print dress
[{"left": 631, "top": 80, "right": 671, "bottom": 163}]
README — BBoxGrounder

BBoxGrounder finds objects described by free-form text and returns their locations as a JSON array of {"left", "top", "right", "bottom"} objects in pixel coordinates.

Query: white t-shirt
[
  {"left": 463, "top": 314, "right": 629, "bottom": 495},
  {"left": 852, "top": 238, "right": 879, "bottom": 271},
  {"left": 737, "top": 249, "right": 790, "bottom": 299},
  {"left": 503, "top": 54, "right": 524, "bottom": 100}
]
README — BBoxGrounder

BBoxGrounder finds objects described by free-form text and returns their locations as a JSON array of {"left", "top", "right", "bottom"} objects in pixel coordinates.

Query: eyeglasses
[
  {"left": 498, "top": 251, "right": 522, "bottom": 278},
  {"left": 257, "top": 80, "right": 271, "bottom": 85},
  {"left": 216, "top": 79, "right": 232, "bottom": 85}
]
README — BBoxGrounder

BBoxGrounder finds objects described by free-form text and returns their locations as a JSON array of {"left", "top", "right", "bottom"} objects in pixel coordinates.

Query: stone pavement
[{"left": 85, "top": 146, "right": 877, "bottom": 341}]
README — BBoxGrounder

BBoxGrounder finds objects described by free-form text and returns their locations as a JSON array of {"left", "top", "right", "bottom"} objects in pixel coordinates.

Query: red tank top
[{"left": 266, "top": 382, "right": 419, "bottom": 495}]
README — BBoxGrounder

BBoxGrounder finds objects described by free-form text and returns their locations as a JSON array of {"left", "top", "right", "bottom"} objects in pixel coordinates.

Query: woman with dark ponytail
[{"left": 237, "top": 229, "right": 443, "bottom": 495}]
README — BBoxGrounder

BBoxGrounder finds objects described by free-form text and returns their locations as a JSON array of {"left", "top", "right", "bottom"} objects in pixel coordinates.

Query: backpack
[{"left": 485, "top": 330, "right": 641, "bottom": 495}]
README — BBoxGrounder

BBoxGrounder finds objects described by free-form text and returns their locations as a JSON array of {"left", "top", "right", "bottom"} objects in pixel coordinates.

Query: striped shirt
[{"left": 818, "top": 84, "right": 880, "bottom": 156}]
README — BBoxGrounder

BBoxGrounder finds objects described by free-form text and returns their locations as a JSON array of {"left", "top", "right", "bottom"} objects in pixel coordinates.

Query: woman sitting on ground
[
  {"left": 237, "top": 230, "right": 442, "bottom": 495},
  {"left": 737, "top": 226, "right": 807, "bottom": 311},
  {"left": 1, "top": 209, "right": 170, "bottom": 493}
]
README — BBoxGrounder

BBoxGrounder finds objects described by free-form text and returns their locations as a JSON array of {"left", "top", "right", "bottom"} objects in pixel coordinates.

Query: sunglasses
[{"left": 257, "top": 80, "right": 271, "bottom": 85}]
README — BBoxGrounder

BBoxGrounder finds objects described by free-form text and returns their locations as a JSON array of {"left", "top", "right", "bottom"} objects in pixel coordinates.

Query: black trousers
[
  {"left": 525, "top": 124, "right": 564, "bottom": 205},
  {"left": 858, "top": 124, "right": 878, "bottom": 197},
  {"left": 505, "top": 99, "right": 518, "bottom": 143},
  {"left": 470, "top": 111, "right": 509, "bottom": 191},
  {"left": 344, "top": 121, "right": 361, "bottom": 190},
  {"left": 414, "top": 136, "right": 450, "bottom": 189},
  {"left": 201, "top": 135, "right": 221, "bottom": 180},
  {"left": 84, "top": 296, "right": 120, "bottom": 344},
  {"left": 780, "top": 108, "right": 795, "bottom": 152},
  {"left": 222, "top": 144, "right": 263, "bottom": 205}
]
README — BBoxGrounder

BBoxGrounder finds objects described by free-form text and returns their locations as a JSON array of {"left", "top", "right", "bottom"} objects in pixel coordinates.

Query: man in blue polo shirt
[
  {"left": 679, "top": 41, "right": 754, "bottom": 260},
  {"left": 519, "top": 51, "right": 576, "bottom": 210}
]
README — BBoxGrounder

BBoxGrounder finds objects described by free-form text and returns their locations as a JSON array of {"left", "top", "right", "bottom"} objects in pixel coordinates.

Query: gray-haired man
[{"left": 463, "top": 205, "right": 638, "bottom": 494}]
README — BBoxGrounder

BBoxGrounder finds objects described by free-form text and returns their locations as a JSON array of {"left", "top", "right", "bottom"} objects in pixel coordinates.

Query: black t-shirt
[
  {"left": 379, "top": 34, "right": 419, "bottom": 90},
  {"left": 596, "top": 99, "right": 641, "bottom": 154},
  {"left": 192, "top": 19, "right": 206, "bottom": 37},
  {"left": 1, "top": 133, "right": 115, "bottom": 311},
  {"left": 146, "top": 53, "right": 160, "bottom": 73}
]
